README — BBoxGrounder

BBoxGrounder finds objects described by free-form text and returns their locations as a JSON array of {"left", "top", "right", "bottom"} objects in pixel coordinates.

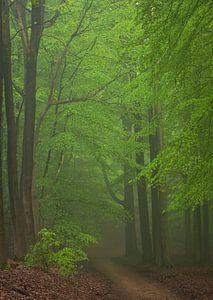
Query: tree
[
  {"left": 135, "top": 114, "right": 152, "bottom": 263},
  {"left": 148, "top": 105, "right": 170, "bottom": 267},
  {"left": 134, "top": 0, "right": 213, "bottom": 265},
  {"left": 0, "top": 0, "right": 6, "bottom": 266},
  {"left": 15, "top": 0, "right": 45, "bottom": 246},
  {"left": 2, "top": 0, "right": 26, "bottom": 258},
  {"left": 1, "top": 0, "right": 211, "bottom": 266},
  {"left": 184, "top": 208, "right": 192, "bottom": 262}
]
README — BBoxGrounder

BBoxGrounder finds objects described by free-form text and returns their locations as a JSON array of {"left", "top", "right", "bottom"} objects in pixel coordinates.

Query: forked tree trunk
[
  {"left": 2, "top": 0, "right": 26, "bottom": 258},
  {"left": 19, "top": 0, "right": 44, "bottom": 246},
  {"left": 0, "top": 0, "right": 6, "bottom": 266}
]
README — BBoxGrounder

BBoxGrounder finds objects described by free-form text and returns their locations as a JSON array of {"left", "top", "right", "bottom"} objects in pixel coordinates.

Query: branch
[
  {"left": 100, "top": 161, "right": 122, "bottom": 203},
  {"left": 14, "top": 1, "right": 30, "bottom": 53},
  {"left": 16, "top": 98, "right": 24, "bottom": 129},
  {"left": 11, "top": 24, "right": 32, "bottom": 41},
  {"left": 50, "top": 72, "right": 121, "bottom": 106},
  {"left": 50, "top": 97, "right": 89, "bottom": 105},
  {"left": 44, "top": 0, "right": 67, "bottom": 28},
  {"left": 12, "top": 81, "right": 24, "bottom": 96}
]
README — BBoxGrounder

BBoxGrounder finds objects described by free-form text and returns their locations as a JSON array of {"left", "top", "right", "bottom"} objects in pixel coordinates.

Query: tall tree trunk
[
  {"left": 149, "top": 132, "right": 162, "bottom": 265},
  {"left": 149, "top": 105, "right": 170, "bottom": 267},
  {"left": 123, "top": 165, "right": 138, "bottom": 256},
  {"left": 2, "top": 0, "right": 26, "bottom": 258},
  {"left": 135, "top": 116, "right": 152, "bottom": 263},
  {"left": 136, "top": 158, "right": 153, "bottom": 263},
  {"left": 156, "top": 108, "right": 170, "bottom": 266},
  {"left": 122, "top": 117, "right": 138, "bottom": 256},
  {"left": 19, "top": 0, "right": 44, "bottom": 246},
  {"left": 0, "top": 0, "right": 6, "bottom": 266},
  {"left": 158, "top": 189, "right": 170, "bottom": 266},
  {"left": 32, "top": 166, "right": 40, "bottom": 238},
  {"left": 20, "top": 52, "right": 37, "bottom": 245},
  {"left": 184, "top": 208, "right": 192, "bottom": 262},
  {"left": 193, "top": 205, "right": 202, "bottom": 264}
]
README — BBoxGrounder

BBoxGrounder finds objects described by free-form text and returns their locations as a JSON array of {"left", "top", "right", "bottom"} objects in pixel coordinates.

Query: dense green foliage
[
  {"left": 135, "top": 0, "right": 213, "bottom": 210},
  {"left": 0, "top": 0, "right": 212, "bottom": 271}
]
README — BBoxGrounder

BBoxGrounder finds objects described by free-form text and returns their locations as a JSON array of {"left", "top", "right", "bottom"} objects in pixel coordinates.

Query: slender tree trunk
[
  {"left": 156, "top": 107, "right": 170, "bottom": 266},
  {"left": 149, "top": 105, "right": 170, "bottom": 267},
  {"left": 123, "top": 165, "right": 138, "bottom": 256},
  {"left": 37, "top": 59, "right": 67, "bottom": 200},
  {"left": 31, "top": 166, "right": 40, "bottom": 238},
  {"left": 158, "top": 189, "right": 170, "bottom": 266},
  {"left": 193, "top": 205, "right": 202, "bottom": 264},
  {"left": 202, "top": 201, "right": 209, "bottom": 263},
  {"left": 122, "top": 117, "right": 138, "bottom": 256},
  {"left": 135, "top": 116, "right": 152, "bottom": 263},
  {"left": 184, "top": 208, "right": 192, "bottom": 262},
  {"left": 136, "top": 160, "right": 153, "bottom": 263},
  {"left": 2, "top": 0, "right": 26, "bottom": 258},
  {"left": 0, "top": 1, "right": 6, "bottom": 266},
  {"left": 149, "top": 132, "right": 162, "bottom": 265}
]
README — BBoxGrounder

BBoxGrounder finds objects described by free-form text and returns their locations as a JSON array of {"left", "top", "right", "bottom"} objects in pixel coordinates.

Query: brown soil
[
  {"left": 93, "top": 258, "right": 180, "bottom": 299},
  {"left": 94, "top": 259, "right": 213, "bottom": 300},
  {"left": 0, "top": 261, "right": 213, "bottom": 299},
  {"left": 0, "top": 266, "right": 119, "bottom": 300},
  {"left": 152, "top": 266, "right": 213, "bottom": 299}
]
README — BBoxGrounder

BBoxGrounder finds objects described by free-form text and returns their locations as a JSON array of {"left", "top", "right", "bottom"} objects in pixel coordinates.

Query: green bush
[{"left": 25, "top": 226, "right": 96, "bottom": 276}]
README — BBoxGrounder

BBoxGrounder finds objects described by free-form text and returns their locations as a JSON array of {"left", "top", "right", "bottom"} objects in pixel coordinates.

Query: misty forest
[{"left": 0, "top": 0, "right": 213, "bottom": 299}]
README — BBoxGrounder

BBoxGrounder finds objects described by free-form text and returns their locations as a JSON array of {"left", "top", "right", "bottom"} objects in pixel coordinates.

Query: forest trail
[{"left": 93, "top": 259, "right": 180, "bottom": 300}]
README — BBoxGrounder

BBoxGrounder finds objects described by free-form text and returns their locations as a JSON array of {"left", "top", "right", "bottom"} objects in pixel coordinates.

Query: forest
[{"left": 0, "top": 0, "right": 213, "bottom": 299}]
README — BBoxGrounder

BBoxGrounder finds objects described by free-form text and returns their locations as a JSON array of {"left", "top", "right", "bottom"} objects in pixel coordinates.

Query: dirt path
[{"left": 93, "top": 259, "right": 180, "bottom": 300}]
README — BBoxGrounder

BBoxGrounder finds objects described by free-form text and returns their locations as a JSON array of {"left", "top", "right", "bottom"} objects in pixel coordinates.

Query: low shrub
[{"left": 25, "top": 226, "right": 96, "bottom": 276}]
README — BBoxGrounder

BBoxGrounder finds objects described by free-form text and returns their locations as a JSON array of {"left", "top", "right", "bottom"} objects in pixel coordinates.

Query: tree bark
[
  {"left": 149, "top": 122, "right": 162, "bottom": 266},
  {"left": 19, "top": 0, "right": 44, "bottom": 246},
  {"left": 135, "top": 116, "right": 152, "bottom": 263},
  {"left": 2, "top": 0, "right": 26, "bottom": 258},
  {"left": 202, "top": 202, "right": 209, "bottom": 263},
  {"left": 0, "top": 0, "right": 6, "bottom": 266},
  {"left": 123, "top": 165, "right": 138, "bottom": 256},
  {"left": 149, "top": 105, "right": 171, "bottom": 267},
  {"left": 184, "top": 208, "right": 192, "bottom": 262},
  {"left": 20, "top": 53, "right": 37, "bottom": 245},
  {"left": 193, "top": 205, "right": 202, "bottom": 264},
  {"left": 122, "top": 117, "right": 138, "bottom": 256}
]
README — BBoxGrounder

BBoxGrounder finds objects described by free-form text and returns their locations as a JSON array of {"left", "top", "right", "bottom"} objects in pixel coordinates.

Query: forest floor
[
  {"left": 0, "top": 265, "right": 119, "bottom": 300},
  {"left": 93, "top": 258, "right": 213, "bottom": 299},
  {"left": 0, "top": 260, "right": 213, "bottom": 299}
]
